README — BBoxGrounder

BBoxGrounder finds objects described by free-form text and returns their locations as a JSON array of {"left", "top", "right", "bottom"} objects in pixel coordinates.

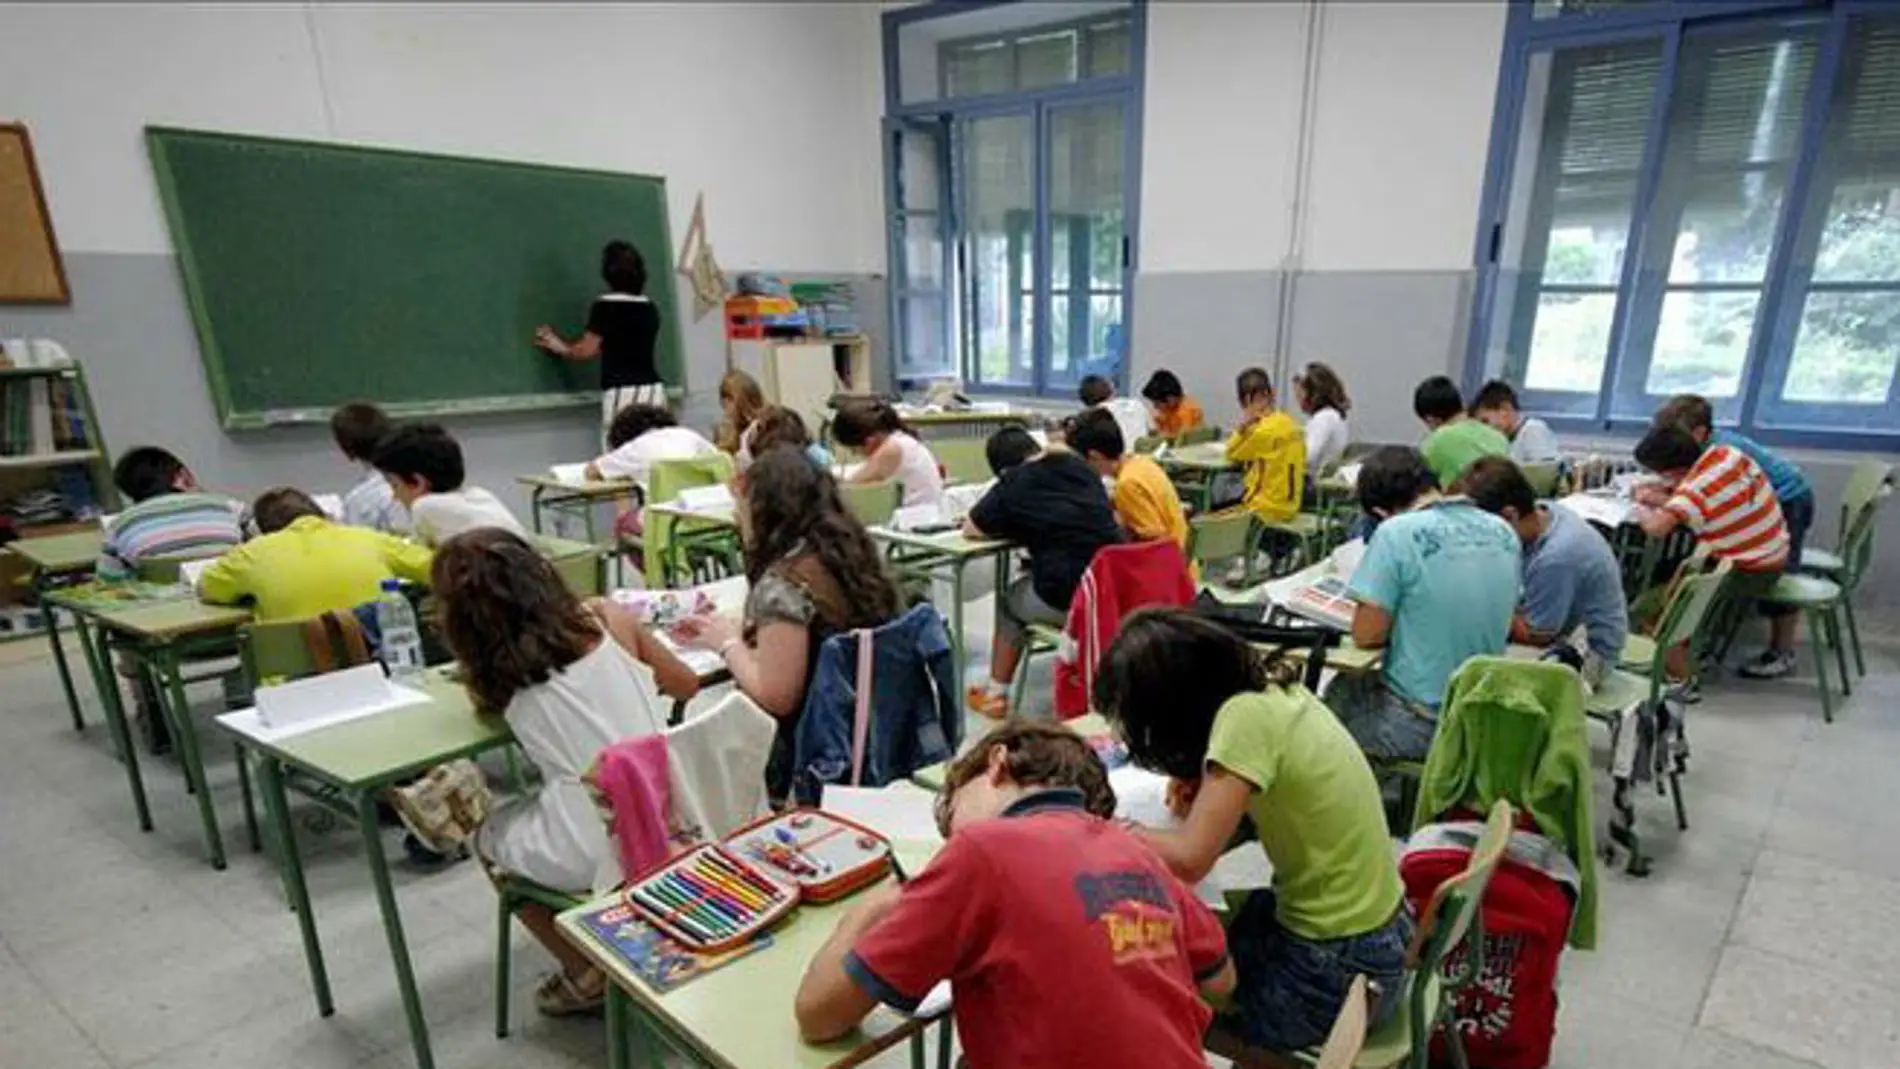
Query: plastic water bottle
[{"left": 375, "top": 579, "right": 425, "bottom": 685}]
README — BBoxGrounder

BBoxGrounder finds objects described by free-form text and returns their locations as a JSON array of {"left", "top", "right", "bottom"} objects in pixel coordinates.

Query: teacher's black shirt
[{"left": 587, "top": 293, "right": 662, "bottom": 389}]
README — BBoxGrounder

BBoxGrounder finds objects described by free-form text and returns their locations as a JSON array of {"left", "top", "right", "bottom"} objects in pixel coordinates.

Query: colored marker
[
  {"left": 635, "top": 880, "right": 724, "bottom": 939},
  {"left": 646, "top": 878, "right": 732, "bottom": 937},
  {"left": 705, "top": 850, "right": 782, "bottom": 899},
  {"left": 628, "top": 885, "right": 721, "bottom": 943},
  {"left": 652, "top": 873, "right": 730, "bottom": 932},
  {"left": 689, "top": 860, "right": 771, "bottom": 910},
  {"left": 671, "top": 868, "right": 752, "bottom": 925}
]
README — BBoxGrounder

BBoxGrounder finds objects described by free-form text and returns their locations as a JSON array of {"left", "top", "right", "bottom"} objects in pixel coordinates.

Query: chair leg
[
  {"left": 236, "top": 743, "right": 261, "bottom": 853},
  {"left": 495, "top": 892, "right": 514, "bottom": 1038},
  {"left": 1828, "top": 606, "right": 1851, "bottom": 699},
  {"left": 1844, "top": 598, "right": 1866, "bottom": 678},
  {"left": 1806, "top": 608, "right": 1835, "bottom": 725},
  {"left": 1007, "top": 640, "right": 1037, "bottom": 717}
]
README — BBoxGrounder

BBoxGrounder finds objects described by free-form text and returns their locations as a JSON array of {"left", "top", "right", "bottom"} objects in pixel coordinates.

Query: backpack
[{"left": 1400, "top": 820, "right": 1580, "bottom": 1069}]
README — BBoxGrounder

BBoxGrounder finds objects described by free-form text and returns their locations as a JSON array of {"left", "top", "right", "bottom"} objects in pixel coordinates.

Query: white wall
[{"left": 2, "top": 2, "right": 885, "bottom": 268}]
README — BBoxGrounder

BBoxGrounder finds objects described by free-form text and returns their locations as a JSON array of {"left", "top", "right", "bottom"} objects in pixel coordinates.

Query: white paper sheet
[
  {"left": 1556, "top": 492, "right": 1637, "bottom": 528},
  {"left": 823, "top": 783, "right": 944, "bottom": 847},
  {"left": 1111, "top": 765, "right": 1272, "bottom": 907},
  {"left": 178, "top": 557, "right": 214, "bottom": 591},
  {"left": 676, "top": 483, "right": 735, "bottom": 512},
  {"left": 311, "top": 493, "right": 344, "bottom": 520},
  {"left": 549, "top": 462, "right": 591, "bottom": 486},
  {"left": 220, "top": 666, "right": 431, "bottom": 743}
]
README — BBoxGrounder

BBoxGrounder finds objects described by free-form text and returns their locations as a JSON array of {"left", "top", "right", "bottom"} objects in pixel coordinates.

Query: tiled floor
[{"left": 2, "top": 610, "right": 1898, "bottom": 1069}]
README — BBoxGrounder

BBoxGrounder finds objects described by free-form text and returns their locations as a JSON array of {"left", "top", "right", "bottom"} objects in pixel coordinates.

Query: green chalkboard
[{"left": 145, "top": 127, "right": 684, "bottom": 430}]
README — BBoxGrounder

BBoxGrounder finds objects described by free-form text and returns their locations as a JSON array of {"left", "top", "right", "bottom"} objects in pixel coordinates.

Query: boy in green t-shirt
[
  {"left": 1414, "top": 375, "right": 1510, "bottom": 490},
  {"left": 1096, "top": 608, "right": 1412, "bottom": 1056}
]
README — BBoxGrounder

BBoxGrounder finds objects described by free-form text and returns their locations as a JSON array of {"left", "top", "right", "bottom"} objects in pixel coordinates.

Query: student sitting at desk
[
  {"left": 829, "top": 399, "right": 944, "bottom": 509},
  {"left": 532, "top": 239, "right": 666, "bottom": 438},
  {"left": 1327, "top": 446, "right": 1520, "bottom": 761},
  {"left": 1632, "top": 422, "right": 1791, "bottom": 681},
  {"left": 584, "top": 403, "right": 718, "bottom": 484},
  {"left": 1080, "top": 372, "right": 1151, "bottom": 450},
  {"left": 97, "top": 446, "right": 245, "bottom": 582},
  {"left": 963, "top": 427, "right": 1122, "bottom": 718},
  {"left": 1414, "top": 375, "right": 1511, "bottom": 490},
  {"left": 198, "top": 487, "right": 434, "bottom": 623},
  {"left": 373, "top": 423, "right": 527, "bottom": 545},
  {"left": 330, "top": 401, "right": 409, "bottom": 534},
  {"left": 435, "top": 528, "right": 697, "bottom": 1017},
  {"left": 714, "top": 369, "right": 766, "bottom": 459},
  {"left": 1458, "top": 458, "right": 1628, "bottom": 686},
  {"left": 1069, "top": 408, "right": 1188, "bottom": 558},
  {"left": 1097, "top": 610, "right": 1410, "bottom": 1055},
  {"left": 1141, "top": 368, "right": 1205, "bottom": 440},
  {"left": 1471, "top": 380, "right": 1560, "bottom": 465},
  {"left": 1293, "top": 361, "right": 1352, "bottom": 476},
  {"left": 673, "top": 447, "right": 903, "bottom": 801},
  {"left": 1652, "top": 393, "right": 1811, "bottom": 680},
  {"left": 739, "top": 405, "right": 835, "bottom": 473},
  {"left": 1225, "top": 367, "right": 1307, "bottom": 524},
  {"left": 795, "top": 720, "right": 1233, "bottom": 1068}
]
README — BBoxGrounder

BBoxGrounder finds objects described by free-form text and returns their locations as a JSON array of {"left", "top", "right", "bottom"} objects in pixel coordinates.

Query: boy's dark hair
[
  {"left": 1095, "top": 608, "right": 1301, "bottom": 782},
  {"left": 1414, "top": 376, "right": 1466, "bottom": 422},
  {"left": 1470, "top": 379, "right": 1521, "bottom": 414},
  {"left": 605, "top": 403, "right": 678, "bottom": 450},
  {"left": 1067, "top": 407, "right": 1127, "bottom": 461},
  {"left": 1635, "top": 422, "right": 1705, "bottom": 475},
  {"left": 935, "top": 720, "right": 1117, "bottom": 835},
  {"left": 985, "top": 426, "right": 1041, "bottom": 476},
  {"left": 830, "top": 399, "right": 909, "bottom": 448},
  {"left": 601, "top": 240, "right": 647, "bottom": 295},
  {"left": 1357, "top": 445, "right": 1438, "bottom": 515},
  {"left": 1294, "top": 362, "right": 1350, "bottom": 415},
  {"left": 251, "top": 486, "right": 324, "bottom": 534},
  {"left": 1141, "top": 370, "right": 1184, "bottom": 404},
  {"left": 1654, "top": 393, "right": 1714, "bottom": 434},
  {"left": 1455, "top": 456, "right": 1536, "bottom": 519},
  {"left": 113, "top": 446, "right": 188, "bottom": 503},
  {"left": 372, "top": 423, "right": 465, "bottom": 492},
  {"left": 330, "top": 401, "right": 393, "bottom": 463},
  {"left": 1236, "top": 367, "right": 1273, "bottom": 404},
  {"left": 1078, "top": 374, "right": 1115, "bottom": 407}
]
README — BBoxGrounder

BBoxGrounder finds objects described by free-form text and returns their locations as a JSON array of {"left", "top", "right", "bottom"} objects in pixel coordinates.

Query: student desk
[
  {"left": 1554, "top": 492, "right": 1695, "bottom": 601},
  {"left": 1200, "top": 568, "right": 1385, "bottom": 674},
  {"left": 6, "top": 528, "right": 104, "bottom": 731},
  {"left": 642, "top": 502, "right": 742, "bottom": 589},
  {"left": 1158, "top": 441, "right": 1236, "bottom": 514},
  {"left": 898, "top": 408, "right": 1034, "bottom": 442},
  {"left": 557, "top": 842, "right": 948, "bottom": 1069},
  {"left": 869, "top": 526, "right": 1014, "bottom": 686},
  {"left": 517, "top": 474, "right": 634, "bottom": 542},
  {"left": 910, "top": 712, "right": 1114, "bottom": 792},
  {"left": 217, "top": 666, "right": 510, "bottom": 1069}
]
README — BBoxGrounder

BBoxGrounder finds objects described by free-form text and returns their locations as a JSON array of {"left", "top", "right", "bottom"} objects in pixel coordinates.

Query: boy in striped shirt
[
  {"left": 98, "top": 447, "right": 245, "bottom": 581},
  {"left": 1633, "top": 423, "right": 1793, "bottom": 678}
]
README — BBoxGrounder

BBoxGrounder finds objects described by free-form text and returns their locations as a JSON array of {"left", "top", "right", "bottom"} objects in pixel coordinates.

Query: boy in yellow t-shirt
[
  {"left": 199, "top": 487, "right": 434, "bottom": 622},
  {"left": 1225, "top": 367, "right": 1306, "bottom": 523},
  {"left": 1070, "top": 408, "right": 1189, "bottom": 556}
]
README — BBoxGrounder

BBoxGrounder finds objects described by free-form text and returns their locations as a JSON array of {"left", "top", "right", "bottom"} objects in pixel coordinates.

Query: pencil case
[
  {"left": 622, "top": 843, "right": 798, "bottom": 954},
  {"left": 723, "top": 809, "right": 895, "bottom": 904}
]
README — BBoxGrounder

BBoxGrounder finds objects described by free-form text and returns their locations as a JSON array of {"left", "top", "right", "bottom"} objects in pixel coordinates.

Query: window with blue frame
[
  {"left": 1469, "top": 0, "right": 1900, "bottom": 444},
  {"left": 884, "top": 2, "right": 1142, "bottom": 397}
]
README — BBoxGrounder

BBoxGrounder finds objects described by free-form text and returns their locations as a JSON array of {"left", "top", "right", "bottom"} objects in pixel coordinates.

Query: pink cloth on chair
[{"left": 591, "top": 735, "right": 672, "bottom": 881}]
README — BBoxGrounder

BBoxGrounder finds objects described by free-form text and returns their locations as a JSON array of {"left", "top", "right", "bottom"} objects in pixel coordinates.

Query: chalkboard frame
[{"left": 145, "top": 126, "right": 684, "bottom": 430}]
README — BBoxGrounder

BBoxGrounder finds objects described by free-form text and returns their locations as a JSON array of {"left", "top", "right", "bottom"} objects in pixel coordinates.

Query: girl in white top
[
  {"left": 1294, "top": 361, "right": 1353, "bottom": 476},
  {"left": 434, "top": 529, "right": 700, "bottom": 1017},
  {"left": 585, "top": 403, "right": 719, "bottom": 485},
  {"left": 829, "top": 399, "right": 945, "bottom": 508}
]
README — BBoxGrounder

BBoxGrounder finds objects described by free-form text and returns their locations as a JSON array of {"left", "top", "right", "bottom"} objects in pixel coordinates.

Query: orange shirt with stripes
[{"left": 1664, "top": 444, "right": 1789, "bottom": 572}]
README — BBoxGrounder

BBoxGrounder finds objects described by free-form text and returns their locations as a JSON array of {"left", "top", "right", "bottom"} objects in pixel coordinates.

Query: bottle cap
[{"left": 381, "top": 578, "right": 403, "bottom": 592}]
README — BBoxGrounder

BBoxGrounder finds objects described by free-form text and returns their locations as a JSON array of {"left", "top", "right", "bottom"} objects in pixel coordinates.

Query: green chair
[
  {"left": 134, "top": 552, "right": 220, "bottom": 585},
  {"left": 839, "top": 480, "right": 901, "bottom": 527},
  {"left": 643, "top": 455, "right": 739, "bottom": 589},
  {"left": 1217, "top": 801, "right": 1515, "bottom": 1069},
  {"left": 1132, "top": 434, "right": 1164, "bottom": 455},
  {"left": 931, "top": 438, "right": 992, "bottom": 486},
  {"left": 1520, "top": 462, "right": 1561, "bottom": 499},
  {"left": 495, "top": 878, "right": 587, "bottom": 1038},
  {"left": 1754, "top": 570, "right": 1851, "bottom": 723},
  {"left": 1187, "top": 509, "right": 1260, "bottom": 588},
  {"left": 532, "top": 535, "right": 607, "bottom": 597},
  {"left": 1800, "top": 461, "right": 1891, "bottom": 678},
  {"left": 1258, "top": 512, "right": 1331, "bottom": 577},
  {"left": 1176, "top": 424, "right": 1221, "bottom": 447}
]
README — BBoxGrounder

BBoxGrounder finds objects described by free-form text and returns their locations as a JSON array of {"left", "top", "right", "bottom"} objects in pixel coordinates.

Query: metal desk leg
[
  {"left": 158, "top": 644, "right": 227, "bottom": 870},
  {"left": 948, "top": 559, "right": 968, "bottom": 688},
  {"left": 38, "top": 580, "right": 84, "bottom": 731},
  {"left": 83, "top": 622, "right": 152, "bottom": 832},
  {"left": 263, "top": 759, "right": 334, "bottom": 1016},
  {"left": 357, "top": 791, "right": 435, "bottom": 1069},
  {"left": 605, "top": 986, "right": 632, "bottom": 1069},
  {"left": 530, "top": 486, "right": 548, "bottom": 535},
  {"left": 937, "top": 1015, "right": 954, "bottom": 1068}
]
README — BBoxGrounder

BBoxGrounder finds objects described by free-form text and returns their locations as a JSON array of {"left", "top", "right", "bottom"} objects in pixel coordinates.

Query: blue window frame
[
  {"left": 883, "top": 1, "right": 1146, "bottom": 398},
  {"left": 1467, "top": 0, "right": 1900, "bottom": 448}
]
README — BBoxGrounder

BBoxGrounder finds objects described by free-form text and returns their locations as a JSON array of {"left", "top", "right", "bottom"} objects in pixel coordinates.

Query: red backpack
[{"left": 1400, "top": 821, "right": 1580, "bottom": 1069}]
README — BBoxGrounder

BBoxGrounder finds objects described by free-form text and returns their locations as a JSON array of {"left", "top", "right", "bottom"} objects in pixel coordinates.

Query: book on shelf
[{"left": 0, "top": 376, "right": 92, "bottom": 456}]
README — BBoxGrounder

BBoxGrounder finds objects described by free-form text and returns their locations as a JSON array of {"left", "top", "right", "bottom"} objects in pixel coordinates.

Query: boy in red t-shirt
[{"left": 795, "top": 723, "right": 1234, "bottom": 1068}]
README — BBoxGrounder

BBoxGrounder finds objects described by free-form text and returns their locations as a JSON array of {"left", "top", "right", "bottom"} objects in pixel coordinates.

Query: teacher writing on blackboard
[{"left": 533, "top": 239, "right": 665, "bottom": 438}]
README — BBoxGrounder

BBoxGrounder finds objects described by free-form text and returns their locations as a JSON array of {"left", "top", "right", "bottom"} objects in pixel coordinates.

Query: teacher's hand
[{"left": 532, "top": 325, "right": 563, "bottom": 354}]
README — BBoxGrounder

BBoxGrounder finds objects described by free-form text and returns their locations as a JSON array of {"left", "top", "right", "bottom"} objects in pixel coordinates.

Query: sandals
[
  {"left": 535, "top": 968, "right": 606, "bottom": 1017},
  {"left": 965, "top": 686, "right": 1009, "bottom": 720}
]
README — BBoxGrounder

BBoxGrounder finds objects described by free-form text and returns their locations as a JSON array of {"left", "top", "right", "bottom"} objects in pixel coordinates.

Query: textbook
[
  {"left": 572, "top": 897, "right": 771, "bottom": 993},
  {"left": 1281, "top": 574, "right": 1358, "bottom": 631}
]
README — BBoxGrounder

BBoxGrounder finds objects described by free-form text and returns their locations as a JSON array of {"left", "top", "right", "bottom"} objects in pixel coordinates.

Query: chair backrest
[
  {"left": 839, "top": 480, "right": 901, "bottom": 527},
  {"left": 1213, "top": 616, "right": 1336, "bottom": 692},
  {"left": 1132, "top": 434, "right": 1164, "bottom": 455},
  {"left": 1410, "top": 800, "right": 1514, "bottom": 978},
  {"left": 1840, "top": 459, "right": 1894, "bottom": 532},
  {"left": 1315, "top": 975, "right": 1371, "bottom": 1069},
  {"left": 134, "top": 551, "right": 222, "bottom": 585},
  {"left": 1188, "top": 509, "right": 1255, "bottom": 565},
  {"left": 1176, "top": 424, "right": 1220, "bottom": 447},
  {"left": 532, "top": 536, "right": 606, "bottom": 597},
  {"left": 644, "top": 455, "right": 738, "bottom": 588},
  {"left": 1651, "top": 557, "right": 1735, "bottom": 654},
  {"left": 1837, "top": 491, "right": 1884, "bottom": 589},
  {"left": 240, "top": 612, "right": 375, "bottom": 688},
  {"left": 1521, "top": 462, "right": 1561, "bottom": 499},
  {"left": 931, "top": 438, "right": 992, "bottom": 486}
]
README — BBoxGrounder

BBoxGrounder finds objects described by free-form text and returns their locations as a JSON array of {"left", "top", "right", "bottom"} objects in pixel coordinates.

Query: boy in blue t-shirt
[
  {"left": 1457, "top": 457, "right": 1628, "bottom": 685},
  {"left": 1326, "top": 446, "right": 1521, "bottom": 761},
  {"left": 1654, "top": 394, "right": 1812, "bottom": 679}
]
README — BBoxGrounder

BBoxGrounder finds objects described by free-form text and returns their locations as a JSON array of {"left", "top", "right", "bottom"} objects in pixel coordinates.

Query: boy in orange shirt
[
  {"left": 1070, "top": 408, "right": 1189, "bottom": 557},
  {"left": 1141, "top": 369, "right": 1205, "bottom": 439}
]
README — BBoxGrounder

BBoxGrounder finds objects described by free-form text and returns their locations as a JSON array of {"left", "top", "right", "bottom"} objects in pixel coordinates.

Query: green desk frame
[
  {"left": 869, "top": 527, "right": 1014, "bottom": 687},
  {"left": 7, "top": 530, "right": 105, "bottom": 731},
  {"left": 518, "top": 475, "right": 634, "bottom": 543}
]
